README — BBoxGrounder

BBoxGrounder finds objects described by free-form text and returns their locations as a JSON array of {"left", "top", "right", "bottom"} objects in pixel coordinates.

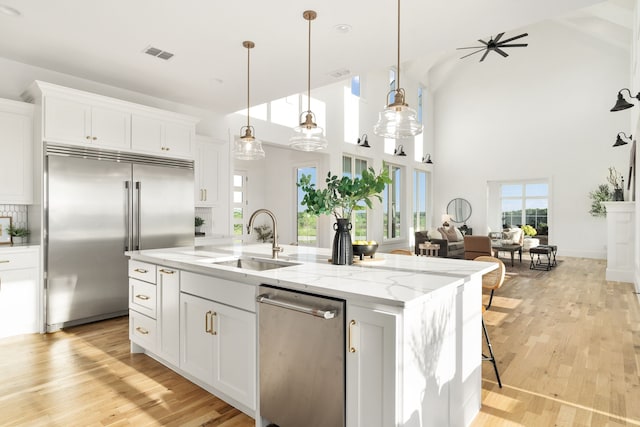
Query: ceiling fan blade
[
  {"left": 494, "top": 47, "right": 509, "bottom": 58},
  {"left": 493, "top": 32, "right": 505, "bottom": 43},
  {"left": 477, "top": 39, "right": 489, "bottom": 46},
  {"left": 479, "top": 49, "right": 490, "bottom": 62},
  {"left": 499, "top": 43, "right": 528, "bottom": 48},
  {"left": 460, "top": 48, "right": 486, "bottom": 59},
  {"left": 456, "top": 46, "right": 486, "bottom": 50},
  {"left": 497, "top": 33, "right": 528, "bottom": 44}
]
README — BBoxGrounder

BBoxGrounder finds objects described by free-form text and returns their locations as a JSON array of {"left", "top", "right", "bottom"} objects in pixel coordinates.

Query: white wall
[{"left": 430, "top": 20, "right": 632, "bottom": 258}]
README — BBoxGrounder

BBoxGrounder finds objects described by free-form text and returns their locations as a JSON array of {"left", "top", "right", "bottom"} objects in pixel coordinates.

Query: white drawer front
[
  {"left": 0, "top": 250, "right": 38, "bottom": 271},
  {"left": 129, "top": 260, "right": 156, "bottom": 284},
  {"left": 129, "top": 310, "right": 156, "bottom": 351},
  {"left": 181, "top": 271, "right": 256, "bottom": 313},
  {"left": 129, "top": 278, "right": 157, "bottom": 319}
]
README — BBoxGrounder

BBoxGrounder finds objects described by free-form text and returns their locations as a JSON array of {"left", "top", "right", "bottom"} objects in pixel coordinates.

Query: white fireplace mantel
[{"left": 603, "top": 202, "right": 636, "bottom": 283}]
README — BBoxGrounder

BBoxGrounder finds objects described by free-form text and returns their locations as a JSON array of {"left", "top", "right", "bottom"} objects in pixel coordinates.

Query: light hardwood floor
[{"left": 0, "top": 257, "right": 638, "bottom": 426}]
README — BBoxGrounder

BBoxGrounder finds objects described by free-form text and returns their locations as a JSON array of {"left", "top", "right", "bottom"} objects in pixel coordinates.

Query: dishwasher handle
[{"left": 256, "top": 294, "right": 336, "bottom": 319}]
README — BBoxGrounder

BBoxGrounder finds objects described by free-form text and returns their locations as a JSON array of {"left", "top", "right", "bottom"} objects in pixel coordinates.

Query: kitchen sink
[{"left": 211, "top": 256, "right": 299, "bottom": 271}]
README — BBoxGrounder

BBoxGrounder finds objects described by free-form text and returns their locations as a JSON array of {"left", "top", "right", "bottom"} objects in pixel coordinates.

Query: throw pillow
[
  {"left": 427, "top": 228, "right": 440, "bottom": 240},
  {"left": 502, "top": 230, "right": 516, "bottom": 244},
  {"left": 511, "top": 228, "right": 523, "bottom": 245},
  {"left": 444, "top": 226, "right": 460, "bottom": 242},
  {"left": 437, "top": 226, "right": 449, "bottom": 241},
  {"left": 454, "top": 227, "right": 464, "bottom": 241}
]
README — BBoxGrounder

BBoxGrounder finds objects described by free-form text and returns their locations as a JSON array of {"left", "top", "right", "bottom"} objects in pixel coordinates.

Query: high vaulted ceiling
[{"left": 0, "top": 0, "right": 633, "bottom": 114}]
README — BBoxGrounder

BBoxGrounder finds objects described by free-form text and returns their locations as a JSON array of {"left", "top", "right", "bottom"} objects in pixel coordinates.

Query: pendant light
[
  {"left": 233, "top": 41, "right": 265, "bottom": 160},
  {"left": 373, "top": 0, "right": 423, "bottom": 139},
  {"left": 289, "top": 10, "right": 328, "bottom": 151}
]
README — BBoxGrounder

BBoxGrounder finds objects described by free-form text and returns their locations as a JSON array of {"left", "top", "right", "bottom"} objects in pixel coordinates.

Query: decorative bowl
[{"left": 352, "top": 243, "right": 378, "bottom": 260}]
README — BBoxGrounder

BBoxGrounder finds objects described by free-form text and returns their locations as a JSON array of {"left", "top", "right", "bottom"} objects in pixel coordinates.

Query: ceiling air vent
[
  {"left": 143, "top": 45, "right": 174, "bottom": 61},
  {"left": 329, "top": 68, "right": 350, "bottom": 79}
]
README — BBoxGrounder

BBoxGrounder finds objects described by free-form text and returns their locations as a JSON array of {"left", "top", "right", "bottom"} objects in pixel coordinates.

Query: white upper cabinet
[
  {"left": 194, "top": 135, "right": 229, "bottom": 207},
  {"left": 43, "top": 96, "right": 131, "bottom": 150},
  {"left": 24, "top": 81, "right": 198, "bottom": 160},
  {"left": 132, "top": 115, "right": 193, "bottom": 159},
  {"left": 0, "top": 99, "right": 33, "bottom": 204}
]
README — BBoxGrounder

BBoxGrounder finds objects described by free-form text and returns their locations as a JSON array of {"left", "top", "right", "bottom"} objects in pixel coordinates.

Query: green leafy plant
[
  {"left": 521, "top": 224, "right": 537, "bottom": 236},
  {"left": 298, "top": 167, "right": 392, "bottom": 220},
  {"left": 7, "top": 225, "right": 30, "bottom": 238},
  {"left": 588, "top": 184, "right": 612, "bottom": 217},
  {"left": 194, "top": 216, "right": 205, "bottom": 227}
]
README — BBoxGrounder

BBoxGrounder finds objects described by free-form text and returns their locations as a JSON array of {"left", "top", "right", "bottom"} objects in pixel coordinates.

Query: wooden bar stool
[{"left": 482, "top": 306, "right": 502, "bottom": 388}]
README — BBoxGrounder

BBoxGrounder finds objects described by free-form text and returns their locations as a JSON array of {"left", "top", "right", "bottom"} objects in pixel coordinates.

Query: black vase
[
  {"left": 614, "top": 189, "right": 624, "bottom": 201},
  {"left": 332, "top": 218, "right": 353, "bottom": 265}
]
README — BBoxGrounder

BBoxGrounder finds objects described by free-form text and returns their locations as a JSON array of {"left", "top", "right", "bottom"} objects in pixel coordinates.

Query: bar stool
[
  {"left": 482, "top": 306, "right": 502, "bottom": 388},
  {"left": 474, "top": 255, "right": 506, "bottom": 310}
]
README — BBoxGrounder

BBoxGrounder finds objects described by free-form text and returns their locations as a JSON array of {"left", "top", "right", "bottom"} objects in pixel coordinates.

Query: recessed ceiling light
[
  {"left": 334, "top": 24, "right": 352, "bottom": 34},
  {"left": 0, "top": 4, "right": 21, "bottom": 17}
]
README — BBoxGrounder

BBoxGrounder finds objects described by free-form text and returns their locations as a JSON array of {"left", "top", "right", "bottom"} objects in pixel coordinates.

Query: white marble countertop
[
  {"left": 0, "top": 244, "right": 40, "bottom": 252},
  {"left": 127, "top": 243, "right": 497, "bottom": 308}
]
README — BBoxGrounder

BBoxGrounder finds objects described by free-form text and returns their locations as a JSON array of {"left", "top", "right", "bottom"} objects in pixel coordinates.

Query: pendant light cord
[
  {"left": 307, "top": 14, "right": 311, "bottom": 113},
  {"left": 396, "top": 0, "right": 401, "bottom": 90},
  {"left": 246, "top": 44, "right": 251, "bottom": 128}
]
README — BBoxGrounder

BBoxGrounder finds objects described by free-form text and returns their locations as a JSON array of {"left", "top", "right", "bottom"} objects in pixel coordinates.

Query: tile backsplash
[{"left": 0, "top": 204, "right": 28, "bottom": 229}]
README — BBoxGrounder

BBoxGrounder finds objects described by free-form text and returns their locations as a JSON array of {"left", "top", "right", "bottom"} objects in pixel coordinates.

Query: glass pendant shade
[
  {"left": 233, "top": 126, "right": 265, "bottom": 160},
  {"left": 374, "top": 98, "right": 423, "bottom": 139},
  {"left": 290, "top": 111, "right": 328, "bottom": 151}
]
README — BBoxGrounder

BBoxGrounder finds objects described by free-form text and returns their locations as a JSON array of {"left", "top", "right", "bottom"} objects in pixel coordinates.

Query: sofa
[{"left": 415, "top": 226, "right": 465, "bottom": 258}]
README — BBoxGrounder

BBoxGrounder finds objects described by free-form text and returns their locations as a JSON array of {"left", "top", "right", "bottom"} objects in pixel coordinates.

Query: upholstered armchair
[{"left": 463, "top": 235, "right": 492, "bottom": 260}]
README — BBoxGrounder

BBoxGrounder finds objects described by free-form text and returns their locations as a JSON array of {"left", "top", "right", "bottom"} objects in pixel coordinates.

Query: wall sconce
[
  {"left": 357, "top": 134, "right": 370, "bottom": 148},
  {"left": 610, "top": 88, "right": 640, "bottom": 112},
  {"left": 613, "top": 132, "right": 632, "bottom": 147},
  {"left": 422, "top": 154, "right": 433, "bottom": 164},
  {"left": 394, "top": 145, "right": 407, "bottom": 156}
]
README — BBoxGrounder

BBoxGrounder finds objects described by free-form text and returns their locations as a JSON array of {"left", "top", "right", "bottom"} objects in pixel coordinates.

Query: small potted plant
[
  {"left": 194, "top": 216, "right": 205, "bottom": 235},
  {"left": 298, "top": 166, "right": 391, "bottom": 265},
  {"left": 7, "top": 225, "right": 30, "bottom": 245}
]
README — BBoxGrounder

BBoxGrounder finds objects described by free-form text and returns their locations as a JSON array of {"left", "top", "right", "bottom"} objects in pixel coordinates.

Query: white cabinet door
[
  {"left": 0, "top": 105, "right": 33, "bottom": 204},
  {"left": 180, "top": 292, "right": 215, "bottom": 385},
  {"left": 180, "top": 291, "right": 256, "bottom": 410},
  {"left": 157, "top": 267, "right": 180, "bottom": 366},
  {"left": 90, "top": 105, "right": 131, "bottom": 149},
  {"left": 43, "top": 96, "right": 130, "bottom": 150},
  {"left": 194, "top": 137, "right": 220, "bottom": 207},
  {"left": 212, "top": 300, "right": 256, "bottom": 410},
  {"left": 43, "top": 96, "right": 91, "bottom": 145},
  {"left": 346, "top": 305, "right": 397, "bottom": 427},
  {"left": 0, "top": 267, "right": 39, "bottom": 339},
  {"left": 131, "top": 114, "right": 163, "bottom": 153},
  {"left": 164, "top": 122, "right": 193, "bottom": 158}
]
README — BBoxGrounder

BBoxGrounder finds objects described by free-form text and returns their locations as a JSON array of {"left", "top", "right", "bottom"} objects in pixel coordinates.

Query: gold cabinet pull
[
  {"left": 92, "top": 136, "right": 97, "bottom": 140},
  {"left": 205, "top": 310, "right": 212, "bottom": 334},
  {"left": 85, "top": 136, "right": 91, "bottom": 140},
  {"left": 0, "top": 260, "right": 9, "bottom": 264},
  {"left": 134, "top": 268, "right": 148, "bottom": 273},
  {"left": 211, "top": 312, "right": 217, "bottom": 335},
  {"left": 199, "top": 189, "right": 203, "bottom": 201},
  {"left": 159, "top": 269, "right": 175, "bottom": 274},
  {"left": 135, "top": 326, "right": 149, "bottom": 335},
  {"left": 135, "top": 294, "right": 150, "bottom": 301},
  {"left": 348, "top": 320, "right": 357, "bottom": 353}
]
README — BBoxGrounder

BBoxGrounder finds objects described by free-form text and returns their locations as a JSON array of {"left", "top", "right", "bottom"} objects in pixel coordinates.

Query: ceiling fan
[{"left": 457, "top": 32, "right": 528, "bottom": 62}]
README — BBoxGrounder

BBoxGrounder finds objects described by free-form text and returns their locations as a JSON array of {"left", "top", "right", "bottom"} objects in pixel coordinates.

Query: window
[
  {"left": 351, "top": 75, "right": 360, "bottom": 97},
  {"left": 413, "top": 170, "right": 428, "bottom": 231},
  {"left": 343, "top": 155, "right": 368, "bottom": 240},
  {"left": 232, "top": 172, "right": 247, "bottom": 239},
  {"left": 343, "top": 86, "right": 359, "bottom": 144},
  {"left": 417, "top": 86, "right": 423, "bottom": 124},
  {"left": 270, "top": 95, "right": 299, "bottom": 127},
  {"left": 296, "top": 166, "right": 318, "bottom": 246},
  {"left": 235, "top": 103, "right": 268, "bottom": 122},
  {"left": 389, "top": 68, "right": 396, "bottom": 104},
  {"left": 383, "top": 163, "right": 402, "bottom": 239},
  {"left": 500, "top": 182, "right": 548, "bottom": 233}
]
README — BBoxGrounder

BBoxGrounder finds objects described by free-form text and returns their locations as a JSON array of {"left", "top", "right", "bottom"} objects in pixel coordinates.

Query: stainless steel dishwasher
[{"left": 257, "top": 285, "right": 345, "bottom": 427}]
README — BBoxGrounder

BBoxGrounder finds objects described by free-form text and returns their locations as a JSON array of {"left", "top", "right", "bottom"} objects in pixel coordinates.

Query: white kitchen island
[{"left": 126, "top": 243, "right": 497, "bottom": 427}]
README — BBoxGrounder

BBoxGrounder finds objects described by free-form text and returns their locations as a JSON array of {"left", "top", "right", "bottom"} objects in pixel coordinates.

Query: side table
[{"left": 419, "top": 242, "right": 440, "bottom": 257}]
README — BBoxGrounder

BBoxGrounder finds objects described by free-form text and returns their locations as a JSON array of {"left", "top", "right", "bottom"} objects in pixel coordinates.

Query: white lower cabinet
[
  {"left": 0, "top": 247, "right": 40, "bottom": 339},
  {"left": 346, "top": 304, "right": 398, "bottom": 427},
  {"left": 180, "top": 291, "right": 256, "bottom": 410}
]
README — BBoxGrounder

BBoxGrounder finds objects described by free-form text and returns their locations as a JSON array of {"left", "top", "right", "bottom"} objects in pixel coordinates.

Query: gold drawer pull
[
  {"left": 135, "top": 326, "right": 149, "bottom": 335},
  {"left": 134, "top": 268, "right": 148, "bottom": 273},
  {"left": 0, "top": 260, "right": 9, "bottom": 264},
  {"left": 348, "top": 320, "right": 357, "bottom": 353},
  {"left": 159, "top": 269, "right": 175, "bottom": 274},
  {"left": 211, "top": 312, "right": 217, "bottom": 335},
  {"left": 135, "top": 294, "right": 150, "bottom": 301}
]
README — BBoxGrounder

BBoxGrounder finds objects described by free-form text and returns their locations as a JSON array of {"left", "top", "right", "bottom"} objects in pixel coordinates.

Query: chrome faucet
[{"left": 247, "top": 209, "right": 283, "bottom": 259}]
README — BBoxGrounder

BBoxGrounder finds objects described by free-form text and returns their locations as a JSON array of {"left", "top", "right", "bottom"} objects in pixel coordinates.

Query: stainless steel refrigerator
[{"left": 45, "top": 144, "right": 194, "bottom": 331}]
